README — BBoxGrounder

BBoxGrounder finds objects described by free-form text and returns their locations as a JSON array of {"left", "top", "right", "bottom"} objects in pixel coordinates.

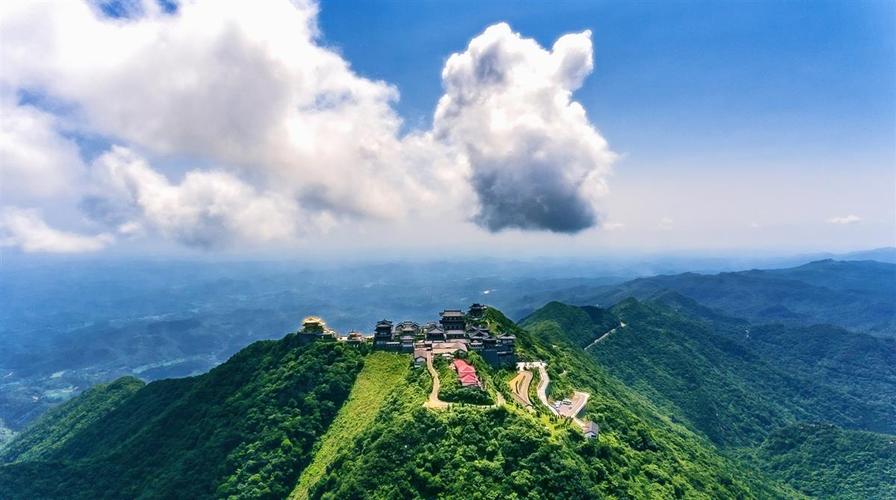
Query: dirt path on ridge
[{"left": 423, "top": 353, "right": 449, "bottom": 409}]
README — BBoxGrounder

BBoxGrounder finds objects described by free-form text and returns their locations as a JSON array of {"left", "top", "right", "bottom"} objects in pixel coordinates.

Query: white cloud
[
  {"left": 827, "top": 214, "right": 862, "bottom": 225},
  {"left": 83, "top": 147, "right": 305, "bottom": 248},
  {"left": 0, "top": 207, "right": 111, "bottom": 253},
  {"left": 0, "top": 96, "right": 86, "bottom": 203},
  {"left": 434, "top": 23, "right": 615, "bottom": 233},
  {"left": 658, "top": 217, "right": 674, "bottom": 230},
  {"left": 602, "top": 221, "right": 625, "bottom": 231},
  {"left": 0, "top": 0, "right": 445, "bottom": 222},
  {"left": 0, "top": 2, "right": 616, "bottom": 251}
]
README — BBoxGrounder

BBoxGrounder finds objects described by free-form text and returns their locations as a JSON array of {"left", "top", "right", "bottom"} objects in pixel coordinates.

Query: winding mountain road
[
  {"left": 584, "top": 322, "right": 627, "bottom": 351},
  {"left": 534, "top": 363, "right": 559, "bottom": 416}
]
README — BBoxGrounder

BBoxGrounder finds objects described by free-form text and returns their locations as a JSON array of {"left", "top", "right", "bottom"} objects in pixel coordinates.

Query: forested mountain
[
  {"left": 3, "top": 259, "right": 892, "bottom": 498},
  {"left": 1, "top": 308, "right": 795, "bottom": 499},
  {"left": 0, "top": 259, "right": 627, "bottom": 435},
  {"left": 520, "top": 298, "right": 896, "bottom": 498},
  {"left": 752, "top": 423, "right": 895, "bottom": 499},
  {"left": 310, "top": 308, "right": 791, "bottom": 498},
  {"left": 1, "top": 339, "right": 366, "bottom": 498},
  {"left": 578, "top": 260, "right": 896, "bottom": 337}
]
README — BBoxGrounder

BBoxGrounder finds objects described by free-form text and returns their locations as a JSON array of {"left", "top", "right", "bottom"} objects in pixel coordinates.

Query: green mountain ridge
[
  {"left": 1, "top": 338, "right": 365, "bottom": 499},
  {"left": 519, "top": 298, "right": 895, "bottom": 498},
  {"left": 567, "top": 260, "right": 896, "bottom": 337},
  {"left": 305, "top": 307, "right": 789, "bottom": 498},
  {"left": 4, "top": 292, "right": 890, "bottom": 499},
  {"left": 2, "top": 306, "right": 797, "bottom": 499}
]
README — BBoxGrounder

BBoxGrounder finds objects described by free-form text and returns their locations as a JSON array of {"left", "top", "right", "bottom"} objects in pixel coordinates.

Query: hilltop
[
  {"left": 0, "top": 338, "right": 366, "bottom": 498},
  {"left": 1, "top": 306, "right": 793, "bottom": 499}
]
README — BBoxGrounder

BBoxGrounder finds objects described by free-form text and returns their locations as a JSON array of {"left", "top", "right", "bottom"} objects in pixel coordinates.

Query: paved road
[
  {"left": 584, "top": 322, "right": 627, "bottom": 351},
  {"left": 535, "top": 364, "right": 559, "bottom": 415},
  {"left": 508, "top": 370, "right": 533, "bottom": 407},
  {"left": 521, "top": 361, "right": 597, "bottom": 437},
  {"left": 557, "top": 391, "right": 589, "bottom": 418}
]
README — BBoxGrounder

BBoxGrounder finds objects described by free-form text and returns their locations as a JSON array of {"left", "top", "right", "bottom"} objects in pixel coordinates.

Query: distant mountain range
[
  {"left": 1, "top": 258, "right": 893, "bottom": 498},
  {"left": 510, "top": 259, "right": 896, "bottom": 338},
  {"left": 812, "top": 247, "right": 896, "bottom": 264}
]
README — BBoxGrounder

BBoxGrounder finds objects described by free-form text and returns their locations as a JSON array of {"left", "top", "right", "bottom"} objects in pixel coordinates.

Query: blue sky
[
  {"left": 319, "top": 0, "right": 894, "bottom": 171},
  {"left": 0, "top": 0, "right": 893, "bottom": 256},
  {"left": 314, "top": 0, "right": 896, "bottom": 253}
]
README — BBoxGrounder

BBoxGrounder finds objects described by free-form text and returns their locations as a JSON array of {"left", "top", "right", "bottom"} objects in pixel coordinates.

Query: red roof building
[{"left": 452, "top": 359, "right": 481, "bottom": 388}]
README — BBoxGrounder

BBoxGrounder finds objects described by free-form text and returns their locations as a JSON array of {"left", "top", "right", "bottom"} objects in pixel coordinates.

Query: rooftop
[
  {"left": 452, "top": 359, "right": 481, "bottom": 387},
  {"left": 584, "top": 422, "right": 600, "bottom": 437}
]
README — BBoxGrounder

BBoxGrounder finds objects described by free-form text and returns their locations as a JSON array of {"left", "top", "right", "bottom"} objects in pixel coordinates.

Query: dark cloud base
[{"left": 470, "top": 169, "right": 597, "bottom": 234}]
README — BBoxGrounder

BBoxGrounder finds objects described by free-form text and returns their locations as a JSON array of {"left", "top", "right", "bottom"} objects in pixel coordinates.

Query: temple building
[
  {"left": 374, "top": 320, "right": 394, "bottom": 349},
  {"left": 468, "top": 303, "right": 487, "bottom": 318},
  {"left": 452, "top": 359, "right": 481, "bottom": 388},
  {"left": 396, "top": 321, "right": 421, "bottom": 338},
  {"left": 297, "top": 315, "right": 337, "bottom": 343},
  {"left": 301, "top": 316, "right": 327, "bottom": 333},
  {"left": 425, "top": 324, "right": 446, "bottom": 342},
  {"left": 368, "top": 304, "right": 517, "bottom": 367},
  {"left": 439, "top": 309, "right": 466, "bottom": 332},
  {"left": 345, "top": 331, "right": 366, "bottom": 345}
]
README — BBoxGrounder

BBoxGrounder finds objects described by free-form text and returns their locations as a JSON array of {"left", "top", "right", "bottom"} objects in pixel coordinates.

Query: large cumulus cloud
[
  {"left": 0, "top": 1, "right": 614, "bottom": 252},
  {"left": 434, "top": 23, "right": 615, "bottom": 233}
]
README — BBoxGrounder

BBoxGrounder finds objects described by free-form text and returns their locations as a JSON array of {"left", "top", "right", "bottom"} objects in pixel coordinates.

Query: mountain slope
[
  {"left": 582, "top": 260, "right": 896, "bottom": 337},
  {"left": 1, "top": 307, "right": 796, "bottom": 499},
  {"left": 754, "top": 423, "right": 896, "bottom": 500},
  {"left": 590, "top": 299, "right": 892, "bottom": 443},
  {"left": 310, "top": 308, "right": 791, "bottom": 498},
  {"left": 0, "top": 338, "right": 365, "bottom": 499},
  {"left": 0, "top": 376, "right": 143, "bottom": 463},
  {"left": 290, "top": 351, "right": 409, "bottom": 500},
  {"left": 520, "top": 299, "right": 896, "bottom": 498}
]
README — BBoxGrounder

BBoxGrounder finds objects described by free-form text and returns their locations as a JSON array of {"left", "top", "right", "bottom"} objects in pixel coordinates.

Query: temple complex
[
  {"left": 294, "top": 304, "right": 517, "bottom": 367},
  {"left": 378, "top": 305, "right": 516, "bottom": 367}
]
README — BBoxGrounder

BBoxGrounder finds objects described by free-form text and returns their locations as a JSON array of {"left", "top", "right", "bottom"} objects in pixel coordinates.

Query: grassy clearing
[{"left": 289, "top": 351, "right": 410, "bottom": 500}]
